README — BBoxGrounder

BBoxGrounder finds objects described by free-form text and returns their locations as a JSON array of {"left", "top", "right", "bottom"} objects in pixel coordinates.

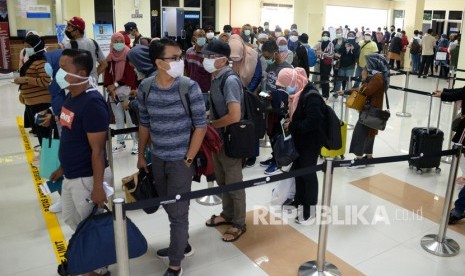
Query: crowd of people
[{"left": 13, "top": 17, "right": 465, "bottom": 276}]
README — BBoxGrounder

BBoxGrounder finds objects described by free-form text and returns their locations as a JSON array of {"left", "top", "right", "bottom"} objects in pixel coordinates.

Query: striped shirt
[
  {"left": 138, "top": 76, "right": 207, "bottom": 161},
  {"left": 19, "top": 59, "right": 51, "bottom": 105}
]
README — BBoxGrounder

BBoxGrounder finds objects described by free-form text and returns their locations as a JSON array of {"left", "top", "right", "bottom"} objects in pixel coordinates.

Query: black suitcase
[{"left": 408, "top": 94, "right": 444, "bottom": 174}]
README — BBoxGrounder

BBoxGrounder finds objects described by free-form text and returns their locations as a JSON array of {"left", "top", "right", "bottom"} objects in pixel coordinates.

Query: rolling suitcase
[
  {"left": 321, "top": 95, "right": 347, "bottom": 159},
  {"left": 408, "top": 94, "right": 444, "bottom": 175}
]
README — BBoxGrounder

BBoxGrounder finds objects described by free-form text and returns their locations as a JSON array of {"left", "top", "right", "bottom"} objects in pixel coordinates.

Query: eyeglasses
[
  {"left": 202, "top": 54, "right": 224, "bottom": 59},
  {"left": 159, "top": 56, "right": 183, "bottom": 62}
]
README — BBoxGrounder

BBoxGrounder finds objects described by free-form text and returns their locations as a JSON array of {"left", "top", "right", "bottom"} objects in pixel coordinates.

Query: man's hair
[
  {"left": 427, "top": 28, "right": 433, "bottom": 34},
  {"left": 262, "top": 40, "right": 279, "bottom": 53},
  {"left": 62, "top": 48, "right": 93, "bottom": 76},
  {"left": 414, "top": 30, "right": 419, "bottom": 35},
  {"left": 149, "top": 38, "right": 180, "bottom": 65}
]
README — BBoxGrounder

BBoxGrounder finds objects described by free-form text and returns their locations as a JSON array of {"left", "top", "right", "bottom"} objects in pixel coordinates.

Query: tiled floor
[{"left": 1, "top": 73, "right": 465, "bottom": 276}]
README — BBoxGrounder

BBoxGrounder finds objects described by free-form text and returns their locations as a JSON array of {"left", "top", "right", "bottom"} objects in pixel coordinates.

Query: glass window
[
  {"left": 394, "top": 10, "right": 404, "bottom": 19},
  {"left": 202, "top": 0, "right": 215, "bottom": 30},
  {"left": 423, "top": 10, "right": 432, "bottom": 21},
  {"left": 433, "top": 11, "right": 446, "bottom": 20},
  {"left": 162, "top": 0, "right": 180, "bottom": 7},
  {"left": 13, "top": 0, "right": 57, "bottom": 36},
  {"left": 449, "top": 11, "right": 463, "bottom": 20},
  {"left": 184, "top": 0, "right": 200, "bottom": 8}
]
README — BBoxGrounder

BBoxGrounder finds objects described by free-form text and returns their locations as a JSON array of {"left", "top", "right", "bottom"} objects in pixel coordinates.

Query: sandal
[
  {"left": 205, "top": 214, "right": 233, "bottom": 227},
  {"left": 222, "top": 225, "right": 246, "bottom": 242}
]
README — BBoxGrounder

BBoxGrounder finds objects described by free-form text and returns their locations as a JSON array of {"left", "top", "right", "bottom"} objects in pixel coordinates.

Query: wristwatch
[{"left": 184, "top": 156, "right": 193, "bottom": 164}]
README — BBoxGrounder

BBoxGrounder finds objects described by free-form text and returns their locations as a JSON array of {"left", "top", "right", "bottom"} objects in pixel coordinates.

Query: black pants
[
  {"left": 292, "top": 148, "right": 320, "bottom": 219},
  {"left": 320, "top": 62, "right": 332, "bottom": 98},
  {"left": 389, "top": 59, "right": 401, "bottom": 70},
  {"left": 26, "top": 103, "right": 51, "bottom": 146},
  {"left": 419, "top": 55, "right": 434, "bottom": 76}
]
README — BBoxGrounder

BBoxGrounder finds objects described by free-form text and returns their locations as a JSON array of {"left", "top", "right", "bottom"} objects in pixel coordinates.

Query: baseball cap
[
  {"left": 124, "top": 22, "right": 137, "bottom": 33},
  {"left": 202, "top": 39, "right": 231, "bottom": 58},
  {"left": 67, "top": 16, "right": 85, "bottom": 32}
]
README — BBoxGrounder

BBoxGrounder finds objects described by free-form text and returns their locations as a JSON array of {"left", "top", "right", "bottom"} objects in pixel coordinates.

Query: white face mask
[
  {"left": 275, "top": 32, "right": 282, "bottom": 37},
  {"left": 365, "top": 36, "right": 371, "bottom": 41},
  {"left": 206, "top": 32, "right": 214, "bottom": 39},
  {"left": 203, "top": 58, "right": 219, "bottom": 73},
  {"left": 289, "top": 35, "right": 298, "bottom": 43},
  {"left": 166, "top": 60, "right": 185, "bottom": 78}
]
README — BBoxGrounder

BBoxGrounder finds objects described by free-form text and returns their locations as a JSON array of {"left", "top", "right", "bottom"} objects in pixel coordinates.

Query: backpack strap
[
  {"left": 90, "top": 39, "right": 100, "bottom": 59},
  {"left": 70, "top": 40, "right": 78, "bottom": 49},
  {"left": 211, "top": 71, "right": 237, "bottom": 120},
  {"left": 70, "top": 39, "right": 100, "bottom": 59},
  {"left": 178, "top": 76, "right": 192, "bottom": 119},
  {"left": 141, "top": 76, "right": 156, "bottom": 104}
]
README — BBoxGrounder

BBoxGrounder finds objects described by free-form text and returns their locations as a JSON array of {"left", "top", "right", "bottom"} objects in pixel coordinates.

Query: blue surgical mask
[
  {"left": 55, "top": 68, "right": 90, "bottom": 89},
  {"left": 286, "top": 85, "right": 297, "bottom": 95},
  {"left": 196, "top": 37, "right": 206, "bottom": 46},
  {"left": 279, "top": 45, "right": 288, "bottom": 52},
  {"left": 265, "top": 58, "right": 275, "bottom": 65},
  {"left": 25, "top": 48, "right": 35, "bottom": 57},
  {"left": 322, "top": 36, "right": 329, "bottom": 42},
  {"left": 44, "top": 63, "right": 53, "bottom": 79},
  {"left": 244, "top": 30, "right": 251, "bottom": 36},
  {"left": 113, "top": 43, "right": 125, "bottom": 52}
]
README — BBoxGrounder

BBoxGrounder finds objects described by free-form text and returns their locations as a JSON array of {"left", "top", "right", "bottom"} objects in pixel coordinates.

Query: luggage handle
[{"left": 427, "top": 78, "right": 442, "bottom": 135}]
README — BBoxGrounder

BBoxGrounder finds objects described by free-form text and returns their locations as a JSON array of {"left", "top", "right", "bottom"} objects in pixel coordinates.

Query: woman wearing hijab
[
  {"left": 314, "top": 31, "right": 334, "bottom": 100},
  {"left": 279, "top": 68, "right": 325, "bottom": 224},
  {"left": 14, "top": 34, "right": 51, "bottom": 148},
  {"left": 342, "top": 53, "right": 390, "bottom": 168},
  {"left": 276, "top": 37, "right": 294, "bottom": 65},
  {"left": 229, "top": 34, "right": 262, "bottom": 167},
  {"left": 388, "top": 32, "right": 402, "bottom": 70},
  {"left": 104, "top": 32, "right": 138, "bottom": 154}
]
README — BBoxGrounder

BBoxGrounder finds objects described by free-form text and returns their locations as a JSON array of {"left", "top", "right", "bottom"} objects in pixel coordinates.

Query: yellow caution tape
[{"left": 16, "top": 116, "right": 67, "bottom": 264}]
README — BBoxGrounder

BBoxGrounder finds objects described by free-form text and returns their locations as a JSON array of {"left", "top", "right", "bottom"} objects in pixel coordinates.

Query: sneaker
[
  {"left": 259, "top": 158, "right": 273, "bottom": 167},
  {"left": 164, "top": 267, "right": 182, "bottom": 276},
  {"left": 295, "top": 215, "right": 315, "bottom": 225},
  {"left": 448, "top": 209, "right": 465, "bottom": 225},
  {"left": 33, "top": 145, "right": 41, "bottom": 152},
  {"left": 244, "top": 158, "right": 256, "bottom": 168},
  {"left": 49, "top": 199, "right": 62, "bottom": 213},
  {"left": 264, "top": 163, "right": 280, "bottom": 175},
  {"left": 156, "top": 244, "right": 194, "bottom": 259},
  {"left": 131, "top": 142, "right": 138, "bottom": 155},
  {"left": 347, "top": 158, "right": 366, "bottom": 169},
  {"left": 112, "top": 142, "right": 126, "bottom": 153},
  {"left": 423, "top": 75, "right": 427, "bottom": 79}
]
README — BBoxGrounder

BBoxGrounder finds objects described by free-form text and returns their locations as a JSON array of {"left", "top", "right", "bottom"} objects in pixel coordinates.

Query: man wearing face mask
[
  {"left": 241, "top": 24, "right": 255, "bottom": 46},
  {"left": 223, "top": 25, "right": 232, "bottom": 36},
  {"left": 205, "top": 26, "right": 216, "bottom": 44},
  {"left": 52, "top": 49, "right": 112, "bottom": 276},
  {"left": 264, "top": 22, "right": 270, "bottom": 34},
  {"left": 274, "top": 26, "right": 283, "bottom": 38},
  {"left": 124, "top": 22, "right": 150, "bottom": 47},
  {"left": 185, "top": 29, "right": 212, "bottom": 109},
  {"left": 259, "top": 40, "right": 292, "bottom": 175},
  {"left": 202, "top": 39, "right": 247, "bottom": 242},
  {"left": 288, "top": 30, "right": 300, "bottom": 52},
  {"left": 63, "top": 17, "right": 107, "bottom": 84},
  {"left": 354, "top": 31, "right": 378, "bottom": 88},
  {"left": 334, "top": 31, "right": 360, "bottom": 92},
  {"left": 137, "top": 39, "right": 206, "bottom": 276}
]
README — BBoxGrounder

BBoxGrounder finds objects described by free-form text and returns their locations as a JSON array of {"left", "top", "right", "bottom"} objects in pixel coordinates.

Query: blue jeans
[
  {"left": 334, "top": 66, "right": 355, "bottom": 91},
  {"left": 411, "top": 54, "right": 420, "bottom": 73},
  {"left": 353, "top": 65, "right": 364, "bottom": 88},
  {"left": 455, "top": 186, "right": 465, "bottom": 212}
]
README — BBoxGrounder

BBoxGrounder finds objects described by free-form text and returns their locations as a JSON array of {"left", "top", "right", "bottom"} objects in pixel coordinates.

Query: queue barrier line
[
  {"left": 123, "top": 148, "right": 459, "bottom": 212},
  {"left": 388, "top": 85, "right": 433, "bottom": 97},
  {"left": 15, "top": 116, "right": 67, "bottom": 265}
]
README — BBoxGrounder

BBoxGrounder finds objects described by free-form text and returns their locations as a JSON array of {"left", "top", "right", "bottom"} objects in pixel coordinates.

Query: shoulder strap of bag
[
  {"left": 178, "top": 76, "right": 192, "bottom": 118},
  {"left": 142, "top": 76, "right": 156, "bottom": 103},
  {"left": 211, "top": 71, "right": 236, "bottom": 120},
  {"left": 384, "top": 88, "right": 390, "bottom": 110}
]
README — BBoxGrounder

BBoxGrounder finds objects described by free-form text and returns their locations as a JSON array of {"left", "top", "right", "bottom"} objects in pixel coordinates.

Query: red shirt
[{"left": 185, "top": 47, "right": 212, "bottom": 93}]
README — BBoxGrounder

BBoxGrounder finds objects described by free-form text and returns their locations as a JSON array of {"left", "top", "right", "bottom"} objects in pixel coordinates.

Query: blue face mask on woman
[
  {"left": 286, "top": 85, "right": 297, "bottom": 95},
  {"left": 279, "top": 45, "right": 288, "bottom": 52},
  {"left": 113, "top": 43, "right": 125, "bottom": 52}
]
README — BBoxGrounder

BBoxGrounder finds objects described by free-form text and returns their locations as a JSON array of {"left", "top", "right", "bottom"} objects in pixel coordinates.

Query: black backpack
[
  {"left": 220, "top": 71, "right": 267, "bottom": 140},
  {"left": 410, "top": 39, "right": 421, "bottom": 55},
  {"left": 307, "top": 88, "right": 342, "bottom": 150}
]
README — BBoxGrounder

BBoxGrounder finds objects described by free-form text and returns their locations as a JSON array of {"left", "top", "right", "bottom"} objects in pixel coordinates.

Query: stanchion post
[
  {"left": 421, "top": 144, "right": 462, "bottom": 257},
  {"left": 299, "top": 159, "right": 340, "bottom": 276},
  {"left": 107, "top": 129, "right": 115, "bottom": 207},
  {"left": 345, "top": 77, "right": 354, "bottom": 130},
  {"left": 396, "top": 71, "right": 412, "bottom": 117},
  {"left": 196, "top": 181, "right": 222, "bottom": 206},
  {"left": 113, "top": 198, "right": 130, "bottom": 276}
]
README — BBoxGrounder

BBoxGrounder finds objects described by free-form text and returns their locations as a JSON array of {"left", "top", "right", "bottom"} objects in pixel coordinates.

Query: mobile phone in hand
[{"left": 34, "top": 113, "right": 46, "bottom": 125}]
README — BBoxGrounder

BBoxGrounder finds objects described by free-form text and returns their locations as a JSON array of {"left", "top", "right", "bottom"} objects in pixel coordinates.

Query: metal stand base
[
  {"left": 299, "top": 261, "right": 341, "bottom": 276},
  {"left": 441, "top": 156, "right": 452, "bottom": 164},
  {"left": 421, "top": 234, "right": 460, "bottom": 257},
  {"left": 196, "top": 195, "right": 222, "bottom": 206},
  {"left": 347, "top": 124, "right": 354, "bottom": 130},
  {"left": 396, "top": 112, "right": 412, "bottom": 117},
  {"left": 260, "top": 138, "right": 271, "bottom": 148}
]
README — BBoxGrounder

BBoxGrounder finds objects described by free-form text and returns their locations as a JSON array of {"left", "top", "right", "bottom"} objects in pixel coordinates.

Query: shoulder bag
[
  {"left": 345, "top": 88, "right": 367, "bottom": 112},
  {"left": 358, "top": 89, "right": 391, "bottom": 131}
]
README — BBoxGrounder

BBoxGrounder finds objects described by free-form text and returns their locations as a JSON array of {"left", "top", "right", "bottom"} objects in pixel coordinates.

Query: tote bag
[{"left": 39, "top": 136, "right": 60, "bottom": 179}]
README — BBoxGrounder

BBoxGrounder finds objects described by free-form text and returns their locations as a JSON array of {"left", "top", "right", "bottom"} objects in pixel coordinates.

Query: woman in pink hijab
[
  {"left": 104, "top": 32, "right": 138, "bottom": 154},
  {"left": 276, "top": 67, "right": 308, "bottom": 120},
  {"left": 279, "top": 68, "right": 326, "bottom": 225},
  {"left": 276, "top": 37, "right": 294, "bottom": 65}
]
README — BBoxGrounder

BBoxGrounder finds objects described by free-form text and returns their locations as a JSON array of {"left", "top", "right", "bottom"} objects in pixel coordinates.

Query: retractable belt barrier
[
  {"left": 388, "top": 85, "right": 433, "bottom": 97},
  {"left": 110, "top": 127, "right": 139, "bottom": 137},
  {"left": 123, "top": 149, "right": 458, "bottom": 211}
]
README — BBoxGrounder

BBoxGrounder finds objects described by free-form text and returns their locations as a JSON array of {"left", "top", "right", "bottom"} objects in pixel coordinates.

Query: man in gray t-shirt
[{"left": 63, "top": 16, "right": 107, "bottom": 82}]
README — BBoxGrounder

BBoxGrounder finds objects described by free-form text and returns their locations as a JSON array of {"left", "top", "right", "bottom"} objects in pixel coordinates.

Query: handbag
[
  {"left": 345, "top": 89, "right": 367, "bottom": 111},
  {"left": 358, "top": 89, "right": 391, "bottom": 131},
  {"left": 272, "top": 134, "right": 300, "bottom": 167},
  {"left": 39, "top": 127, "right": 60, "bottom": 179},
  {"left": 223, "top": 120, "right": 256, "bottom": 158},
  {"left": 62, "top": 205, "right": 148, "bottom": 275},
  {"left": 322, "top": 57, "right": 332, "bottom": 65},
  {"left": 121, "top": 164, "right": 159, "bottom": 214}
]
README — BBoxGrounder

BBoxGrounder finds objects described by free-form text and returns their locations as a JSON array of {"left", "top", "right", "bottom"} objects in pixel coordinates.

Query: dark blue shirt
[
  {"left": 59, "top": 88, "right": 109, "bottom": 179},
  {"left": 45, "top": 50, "right": 66, "bottom": 115}
]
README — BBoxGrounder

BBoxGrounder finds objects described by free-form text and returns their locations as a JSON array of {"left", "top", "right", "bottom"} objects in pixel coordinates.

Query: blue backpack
[{"left": 303, "top": 44, "right": 317, "bottom": 67}]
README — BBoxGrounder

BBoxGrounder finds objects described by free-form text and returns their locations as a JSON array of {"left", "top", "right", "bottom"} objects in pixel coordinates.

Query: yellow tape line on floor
[{"left": 16, "top": 116, "right": 67, "bottom": 264}]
